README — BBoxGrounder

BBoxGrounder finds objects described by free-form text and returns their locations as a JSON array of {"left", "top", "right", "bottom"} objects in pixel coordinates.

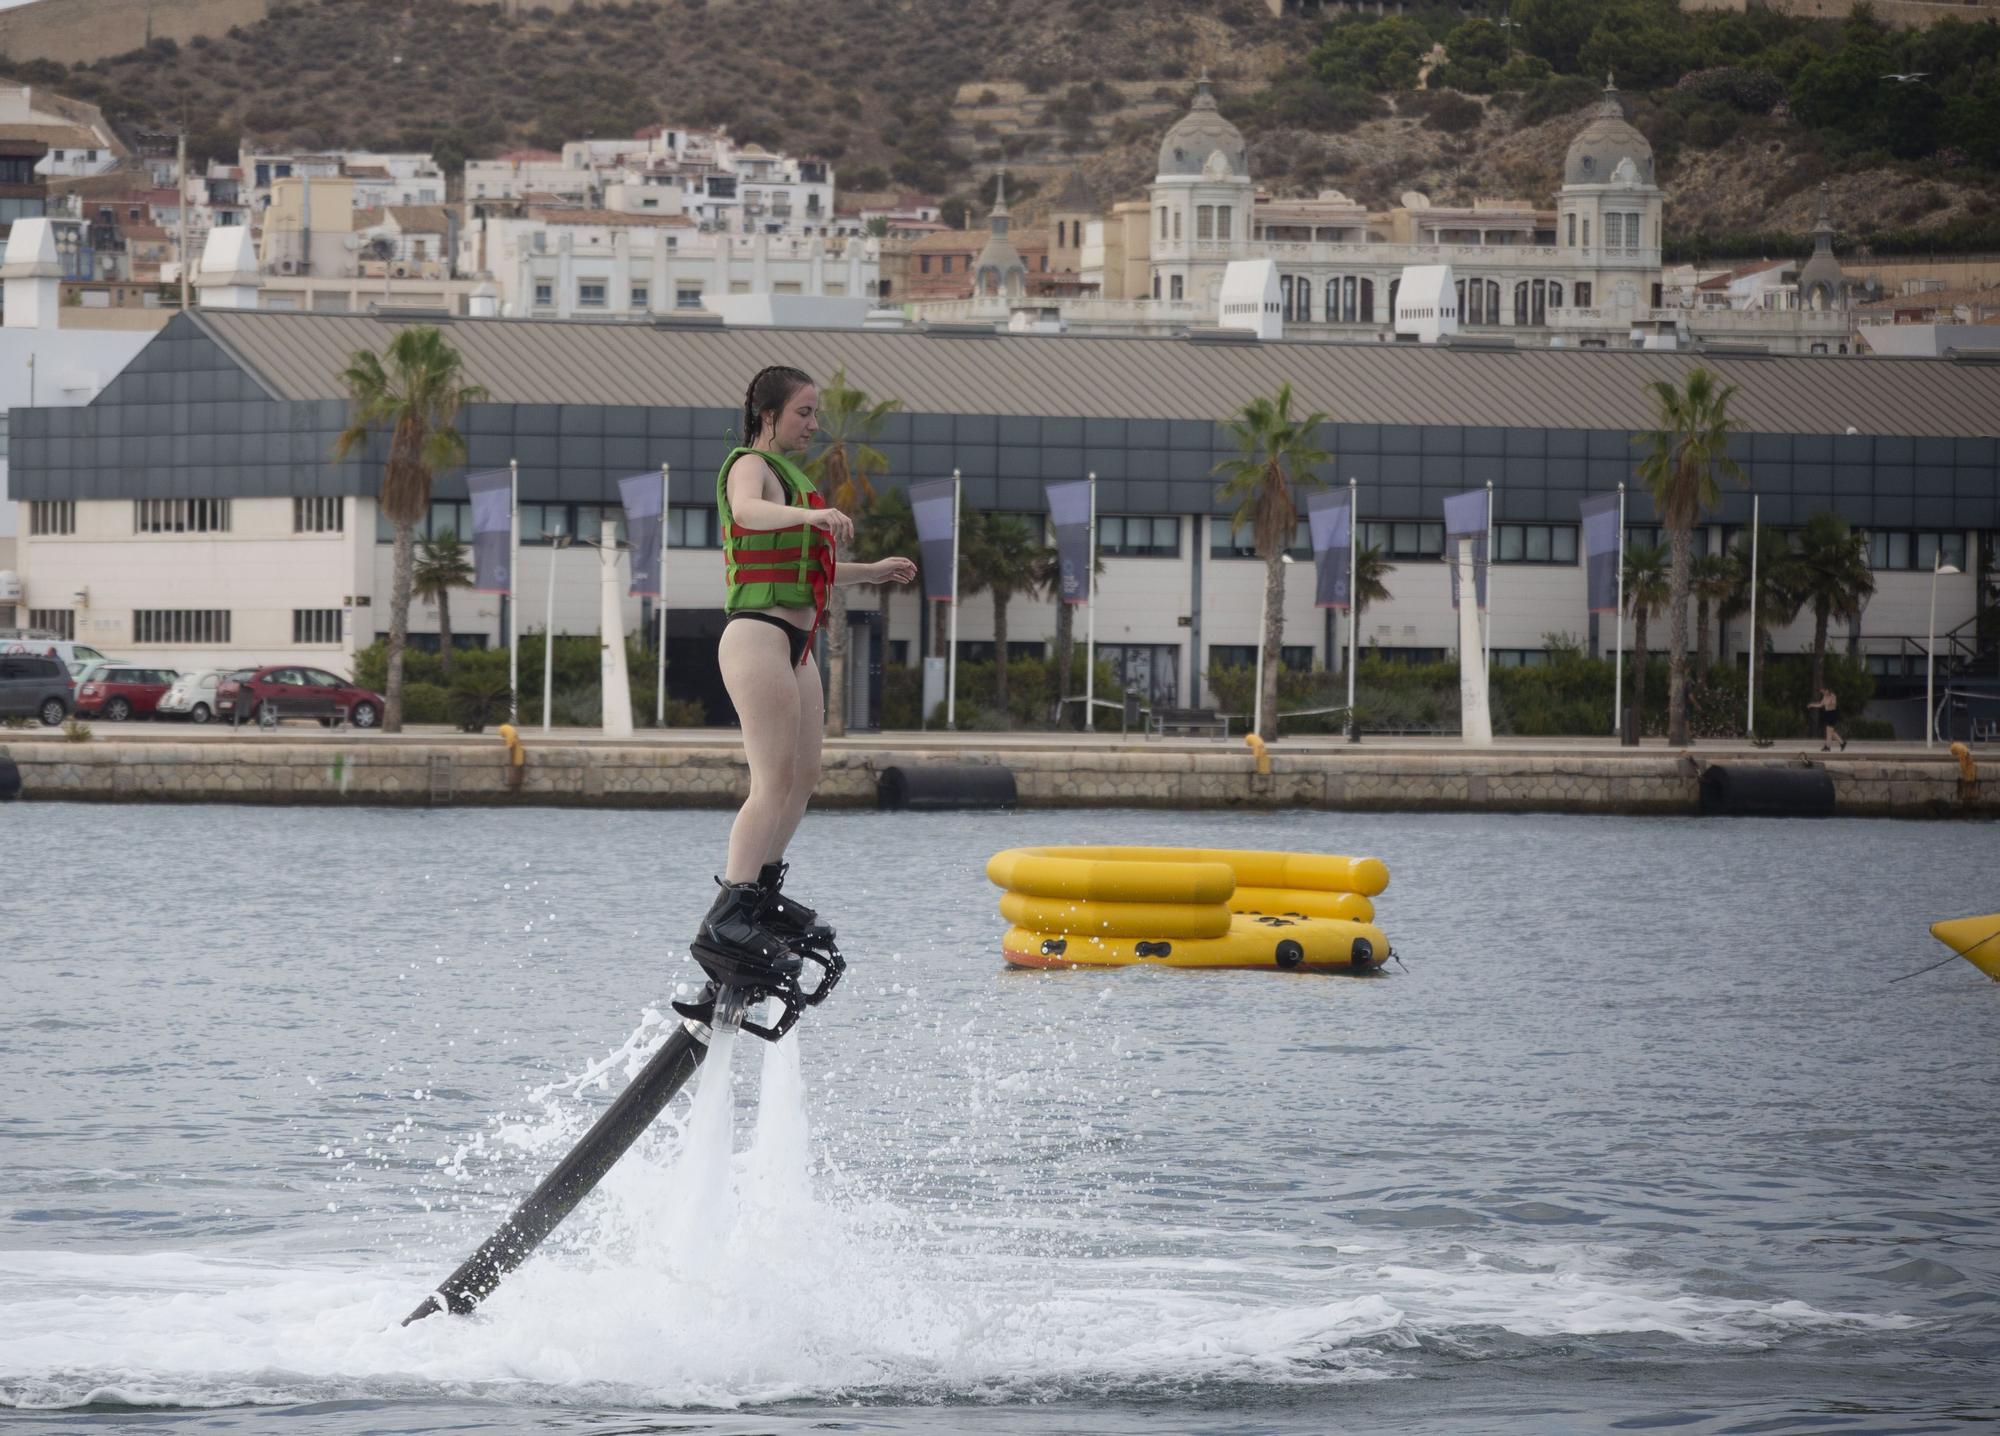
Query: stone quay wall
[{"left": 2, "top": 739, "right": 1991, "bottom": 818}]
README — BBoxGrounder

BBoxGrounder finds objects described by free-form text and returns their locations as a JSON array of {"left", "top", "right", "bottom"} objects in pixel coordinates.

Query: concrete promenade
[{"left": 1, "top": 725, "right": 1991, "bottom": 817}]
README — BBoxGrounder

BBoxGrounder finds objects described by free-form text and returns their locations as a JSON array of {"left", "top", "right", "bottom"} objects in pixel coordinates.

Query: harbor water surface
[{"left": 1, "top": 804, "right": 1995, "bottom": 1434}]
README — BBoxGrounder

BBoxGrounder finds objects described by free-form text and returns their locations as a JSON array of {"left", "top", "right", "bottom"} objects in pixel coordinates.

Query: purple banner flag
[
  {"left": 1443, "top": 487, "right": 1490, "bottom": 612},
  {"left": 909, "top": 477, "right": 958, "bottom": 603},
  {"left": 1307, "top": 488, "right": 1352, "bottom": 609},
  {"left": 1046, "top": 479, "right": 1092, "bottom": 606},
  {"left": 465, "top": 467, "right": 514, "bottom": 595},
  {"left": 618, "top": 471, "right": 665, "bottom": 598},
  {"left": 1579, "top": 493, "right": 1621, "bottom": 614}
]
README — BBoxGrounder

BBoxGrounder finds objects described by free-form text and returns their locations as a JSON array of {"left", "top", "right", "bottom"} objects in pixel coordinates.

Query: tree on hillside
[
  {"left": 1309, "top": 17, "right": 1433, "bottom": 90},
  {"left": 332, "top": 326, "right": 487, "bottom": 733},
  {"left": 413, "top": 529, "right": 475, "bottom": 680},
  {"left": 804, "top": 364, "right": 900, "bottom": 738},
  {"left": 1214, "top": 382, "right": 1330, "bottom": 742},
  {"left": 1791, "top": 511, "right": 1875, "bottom": 697},
  {"left": 1635, "top": 366, "right": 1745, "bottom": 747},
  {"left": 1624, "top": 541, "right": 1670, "bottom": 735}
]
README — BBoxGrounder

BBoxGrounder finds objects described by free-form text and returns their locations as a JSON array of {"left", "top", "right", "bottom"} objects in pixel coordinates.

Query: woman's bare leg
[
  {"left": 764, "top": 653, "right": 825, "bottom": 863},
  {"left": 719, "top": 620, "right": 802, "bottom": 883}
]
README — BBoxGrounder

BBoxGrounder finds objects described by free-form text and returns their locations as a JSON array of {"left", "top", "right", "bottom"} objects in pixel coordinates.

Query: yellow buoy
[
  {"left": 988, "top": 845, "right": 1392, "bottom": 974},
  {"left": 1930, "top": 914, "right": 2000, "bottom": 981}
]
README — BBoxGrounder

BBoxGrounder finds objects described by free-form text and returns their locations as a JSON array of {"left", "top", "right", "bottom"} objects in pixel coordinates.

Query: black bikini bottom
[{"left": 727, "top": 610, "right": 813, "bottom": 667}]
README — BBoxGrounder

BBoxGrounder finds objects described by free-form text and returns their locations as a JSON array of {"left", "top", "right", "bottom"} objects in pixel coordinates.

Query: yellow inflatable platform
[
  {"left": 1930, "top": 914, "right": 2000, "bottom": 981},
  {"left": 987, "top": 845, "right": 1392, "bottom": 973}
]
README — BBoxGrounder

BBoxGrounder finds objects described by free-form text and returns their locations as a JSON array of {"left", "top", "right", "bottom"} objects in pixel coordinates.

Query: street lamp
[
  {"left": 542, "top": 527, "right": 570, "bottom": 734},
  {"left": 1252, "top": 552, "right": 1295, "bottom": 740},
  {"left": 1925, "top": 549, "right": 1961, "bottom": 748}
]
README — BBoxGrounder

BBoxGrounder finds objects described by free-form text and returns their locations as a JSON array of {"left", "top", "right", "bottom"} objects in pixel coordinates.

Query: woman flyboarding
[{"left": 688, "top": 365, "right": 917, "bottom": 992}]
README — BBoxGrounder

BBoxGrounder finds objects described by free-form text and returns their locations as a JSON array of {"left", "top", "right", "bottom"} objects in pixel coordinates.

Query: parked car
[
  {"left": 74, "top": 666, "right": 178, "bottom": 721},
  {"left": 222, "top": 665, "right": 384, "bottom": 729},
  {"left": 157, "top": 667, "right": 237, "bottom": 724},
  {"left": 213, "top": 669, "right": 261, "bottom": 724},
  {"left": 0, "top": 638, "right": 115, "bottom": 672},
  {"left": 69, "top": 658, "right": 132, "bottom": 688},
  {"left": 0, "top": 653, "right": 76, "bottom": 726}
]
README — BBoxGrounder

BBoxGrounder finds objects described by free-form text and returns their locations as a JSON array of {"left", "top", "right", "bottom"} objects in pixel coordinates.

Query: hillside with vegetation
[{"left": 2, "top": 0, "right": 1995, "bottom": 257}]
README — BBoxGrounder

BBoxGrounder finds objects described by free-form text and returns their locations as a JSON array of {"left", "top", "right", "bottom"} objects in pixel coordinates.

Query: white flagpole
[
  {"left": 1346, "top": 476, "right": 1357, "bottom": 731},
  {"left": 1085, "top": 470, "right": 1097, "bottom": 733},
  {"left": 1747, "top": 493, "right": 1760, "bottom": 738},
  {"left": 656, "top": 462, "right": 667, "bottom": 728},
  {"left": 508, "top": 458, "right": 519, "bottom": 724},
  {"left": 947, "top": 468, "right": 961, "bottom": 732},
  {"left": 1483, "top": 479, "right": 1494, "bottom": 674},
  {"left": 1614, "top": 481, "right": 1625, "bottom": 739}
]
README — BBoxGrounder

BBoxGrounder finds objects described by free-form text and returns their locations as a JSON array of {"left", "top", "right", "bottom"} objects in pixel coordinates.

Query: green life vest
[{"left": 717, "top": 446, "right": 835, "bottom": 615}]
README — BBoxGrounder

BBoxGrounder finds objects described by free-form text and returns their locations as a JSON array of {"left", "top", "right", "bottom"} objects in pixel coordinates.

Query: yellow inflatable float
[
  {"left": 987, "top": 845, "right": 1392, "bottom": 973},
  {"left": 1930, "top": 913, "right": 2000, "bottom": 981}
]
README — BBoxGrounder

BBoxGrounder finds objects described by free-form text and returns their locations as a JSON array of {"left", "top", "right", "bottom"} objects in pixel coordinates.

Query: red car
[
  {"left": 74, "top": 665, "right": 178, "bottom": 721},
  {"left": 219, "top": 665, "right": 385, "bottom": 729}
]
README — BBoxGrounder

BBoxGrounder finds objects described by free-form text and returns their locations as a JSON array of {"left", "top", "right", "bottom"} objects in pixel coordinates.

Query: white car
[{"left": 157, "top": 667, "right": 235, "bottom": 724}]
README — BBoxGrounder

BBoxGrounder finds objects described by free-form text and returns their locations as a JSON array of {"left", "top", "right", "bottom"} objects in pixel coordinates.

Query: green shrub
[{"left": 400, "top": 681, "right": 451, "bottom": 724}]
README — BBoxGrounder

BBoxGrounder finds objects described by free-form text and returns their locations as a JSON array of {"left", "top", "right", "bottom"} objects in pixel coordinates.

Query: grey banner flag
[
  {"left": 1579, "top": 493, "right": 1621, "bottom": 613},
  {"left": 1307, "top": 489, "right": 1352, "bottom": 609},
  {"left": 465, "top": 467, "right": 514, "bottom": 595},
  {"left": 618, "top": 471, "right": 665, "bottom": 598},
  {"left": 1047, "top": 479, "right": 1092, "bottom": 605},
  {"left": 1443, "top": 487, "right": 1489, "bottom": 612},
  {"left": 909, "top": 477, "right": 959, "bottom": 603}
]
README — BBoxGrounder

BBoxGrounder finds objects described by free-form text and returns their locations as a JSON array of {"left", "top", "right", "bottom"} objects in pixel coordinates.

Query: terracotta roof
[
  {"left": 386, "top": 204, "right": 452, "bottom": 233},
  {"left": 0, "top": 123, "right": 105, "bottom": 150},
  {"left": 345, "top": 165, "right": 391, "bottom": 178}
]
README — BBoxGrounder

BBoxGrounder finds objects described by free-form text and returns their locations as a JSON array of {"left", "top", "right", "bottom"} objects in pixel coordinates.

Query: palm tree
[
  {"left": 332, "top": 326, "right": 488, "bottom": 732},
  {"left": 959, "top": 512, "right": 1050, "bottom": 716},
  {"left": 1624, "top": 542, "right": 1670, "bottom": 735},
  {"left": 1690, "top": 550, "right": 1734, "bottom": 683},
  {"left": 1723, "top": 523, "right": 1804, "bottom": 729},
  {"left": 1791, "top": 512, "right": 1875, "bottom": 696},
  {"left": 853, "top": 485, "right": 917, "bottom": 659},
  {"left": 1634, "top": 368, "right": 1746, "bottom": 746},
  {"left": 1213, "top": 382, "right": 1331, "bottom": 741},
  {"left": 1353, "top": 543, "right": 1394, "bottom": 620},
  {"left": 1031, "top": 534, "right": 1105, "bottom": 727},
  {"left": 413, "top": 529, "right": 475, "bottom": 679},
  {"left": 803, "top": 364, "right": 900, "bottom": 737}
]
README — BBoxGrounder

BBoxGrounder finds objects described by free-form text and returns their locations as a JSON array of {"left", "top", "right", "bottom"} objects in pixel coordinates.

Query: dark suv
[{"left": 0, "top": 655, "right": 76, "bottom": 726}]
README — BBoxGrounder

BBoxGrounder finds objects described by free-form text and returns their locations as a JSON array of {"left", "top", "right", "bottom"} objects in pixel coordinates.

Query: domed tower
[
  {"left": 1558, "top": 76, "right": 1663, "bottom": 319},
  {"left": 1797, "top": 184, "right": 1848, "bottom": 312},
  {"left": 1147, "top": 74, "right": 1253, "bottom": 307},
  {"left": 972, "top": 167, "right": 1028, "bottom": 299}
]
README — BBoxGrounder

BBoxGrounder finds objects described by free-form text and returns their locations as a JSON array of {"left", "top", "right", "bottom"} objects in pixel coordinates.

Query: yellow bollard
[
  {"left": 498, "top": 723, "right": 527, "bottom": 792},
  {"left": 1243, "top": 732, "right": 1271, "bottom": 775},
  {"left": 1950, "top": 741, "right": 1977, "bottom": 784}
]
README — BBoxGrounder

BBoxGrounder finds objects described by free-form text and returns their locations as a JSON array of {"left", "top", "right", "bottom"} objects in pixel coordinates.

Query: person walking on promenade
[
  {"left": 1808, "top": 686, "right": 1846, "bottom": 752},
  {"left": 688, "top": 364, "right": 916, "bottom": 990}
]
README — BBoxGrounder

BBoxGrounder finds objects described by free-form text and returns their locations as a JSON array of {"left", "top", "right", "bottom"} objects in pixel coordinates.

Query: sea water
[{"left": 0, "top": 804, "right": 1995, "bottom": 1433}]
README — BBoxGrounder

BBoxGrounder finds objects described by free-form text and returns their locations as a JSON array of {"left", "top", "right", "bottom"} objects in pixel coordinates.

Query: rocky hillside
[{"left": 2, "top": 0, "right": 1992, "bottom": 256}]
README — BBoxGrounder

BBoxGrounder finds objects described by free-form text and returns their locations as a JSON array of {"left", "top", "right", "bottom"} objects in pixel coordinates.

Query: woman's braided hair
[{"left": 742, "top": 365, "right": 813, "bottom": 447}]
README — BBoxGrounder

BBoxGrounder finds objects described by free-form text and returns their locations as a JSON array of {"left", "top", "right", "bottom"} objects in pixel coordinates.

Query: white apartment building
[{"left": 240, "top": 149, "right": 442, "bottom": 228}]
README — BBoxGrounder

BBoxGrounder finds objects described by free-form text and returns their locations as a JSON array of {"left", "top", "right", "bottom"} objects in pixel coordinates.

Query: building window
[
  {"left": 293, "top": 496, "right": 344, "bottom": 533},
  {"left": 1098, "top": 515, "right": 1180, "bottom": 558},
  {"left": 676, "top": 286, "right": 704, "bottom": 309},
  {"left": 1624, "top": 525, "right": 1713, "bottom": 558},
  {"left": 578, "top": 280, "right": 606, "bottom": 308},
  {"left": 1456, "top": 277, "right": 1502, "bottom": 326},
  {"left": 28, "top": 609, "right": 75, "bottom": 639},
  {"left": 1152, "top": 275, "right": 1161, "bottom": 299},
  {"left": 1099, "top": 643, "right": 1180, "bottom": 707},
  {"left": 135, "top": 499, "right": 230, "bottom": 533},
  {"left": 1492, "top": 649, "right": 1553, "bottom": 669},
  {"left": 1575, "top": 281, "right": 1593, "bottom": 308},
  {"left": 1211, "top": 644, "right": 1313, "bottom": 672},
  {"left": 919, "top": 255, "right": 931, "bottom": 274},
  {"left": 376, "top": 501, "right": 471, "bottom": 543},
  {"left": 1170, "top": 274, "right": 1183, "bottom": 300},
  {"left": 293, "top": 608, "right": 343, "bottom": 644},
  {"left": 1159, "top": 206, "right": 1168, "bottom": 240},
  {"left": 1211, "top": 519, "right": 1311, "bottom": 560},
  {"left": 534, "top": 281, "right": 554, "bottom": 307},
  {"left": 1866, "top": 530, "right": 1966, "bottom": 572},
  {"left": 29, "top": 500, "right": 76, "bottom": 536},
  {"left": 1217, "top": 206, "right": 1232, "bottom": 241},
  {"left": 1566, "top": 213, "right": 1576, "bottom": 247},
  {"left": 630, "top": 284, "right": 649, "bottom": 308},
  {"left": 668, "top": 506, "right": 721, "bottom": 549},
  {"left": 1172, "top": 210, "right": 1182, "bottom": 241},
  {"left": 1494, "top": 523, "right": 1578, "bottom": 564},
  {"left": 1196, "top": 206, "right": 1213, "bottom": 240},
  {"left": 133, "top": 609, "right": 231, "bottom": 644},
  {"left": 1361, "top": 521, "right": 1445, "bottom": 559}
]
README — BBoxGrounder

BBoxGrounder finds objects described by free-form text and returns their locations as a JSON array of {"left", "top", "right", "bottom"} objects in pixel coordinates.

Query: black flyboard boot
[
  {"left": 686, "top": 878, "right": 802, "bottom": 991},
  {"left": 757, "top": 861, "right": 837, "bottom": 952}
]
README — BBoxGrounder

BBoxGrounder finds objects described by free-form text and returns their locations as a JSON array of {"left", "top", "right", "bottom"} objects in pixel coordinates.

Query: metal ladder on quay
[{"left": 429, "top": 752, "right": 454, "bottom": 807}]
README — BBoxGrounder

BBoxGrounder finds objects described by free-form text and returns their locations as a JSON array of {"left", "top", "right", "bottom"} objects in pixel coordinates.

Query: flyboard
[{"left": 399, "top": 933, "right": 844, "bottom": 1325}]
